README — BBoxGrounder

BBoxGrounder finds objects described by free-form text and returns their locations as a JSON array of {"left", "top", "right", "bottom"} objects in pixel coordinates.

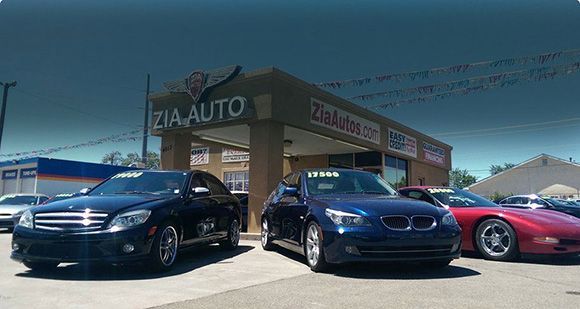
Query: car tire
[
  {"left": 261, "top": 217, "right": 275, "bottom": 251},
  {"left": 304, "top": 221, "right": 331, "bottom": 272},
  {"left": 219, "top": 219, "right": 240, "bottom": 250},
  {"left": 23, "top": 261, "right": 59, "bottom": 271},
  {"left": 475, "top": 219, "right": 519, "bottom": 261},
  {"left": 150, "top": 223, "right": 180, "bottom": 272},
  {"left": 421, "top": 259, "right": 452, "bottom": 268}
]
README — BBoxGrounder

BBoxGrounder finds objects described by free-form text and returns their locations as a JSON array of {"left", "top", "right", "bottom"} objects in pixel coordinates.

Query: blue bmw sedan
[{"left": 261, "top": 169, "right": 461, "bottom": 272}]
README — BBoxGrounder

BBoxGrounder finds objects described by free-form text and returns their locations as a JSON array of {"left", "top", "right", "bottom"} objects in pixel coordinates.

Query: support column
[
  {"left": 248, "top": 120, "right": 284, "bottom": 233},
  {"left": 160, "top": 134, "right": 193, "bottom": 170}
]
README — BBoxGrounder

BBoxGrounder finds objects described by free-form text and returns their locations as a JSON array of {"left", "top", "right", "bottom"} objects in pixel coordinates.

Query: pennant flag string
[
  {"left": 349, "top": 62, "right": 577, "bottom": 101},
  {"left": 365, "top": 62, "right": 580, "bottom": 109},
  {"left": 313, "top": 48, "right": 580, "bottom": 89},
  {"left": 0, "top": 129, "right": 144, "bottom": 159}
]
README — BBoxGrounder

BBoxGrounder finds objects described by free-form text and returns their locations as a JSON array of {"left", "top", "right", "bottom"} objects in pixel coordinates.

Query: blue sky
[{"left": 0, "top": 0, "right": 579, "bottom": 179}]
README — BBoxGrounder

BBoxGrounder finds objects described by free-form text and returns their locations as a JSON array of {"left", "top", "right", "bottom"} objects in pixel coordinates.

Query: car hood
[
  {"left": 31, "top": 195, "right": 173, "bottom": 214},
  {"left": 308, "top": 195, "right": 444, "bottom": 217},
  {"left": 481, "top": 206, "right": 580, "bottom": 225},
  {"left": 0, "top": 204, "right": 34, "bottom": 215}
]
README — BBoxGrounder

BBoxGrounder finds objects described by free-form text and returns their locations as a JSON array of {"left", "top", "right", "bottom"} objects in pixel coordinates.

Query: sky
[{"left": 0, "top": 0, "right": 579, "bottom": 179}]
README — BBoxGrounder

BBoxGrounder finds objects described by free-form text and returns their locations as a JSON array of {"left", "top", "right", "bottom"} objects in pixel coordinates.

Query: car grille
[
  {"left": 357, "top": 245, "right": 453, "bottom": 258},
  {"left": 0, "top": 213, "right": 13, "bottom": 219},
  {"left": 34, "top": 211, "right": 109, "bottom": 232},
  {"left": 411, "top": 216, "right": 437, "bottom": 230},
  {"left": 381, "top": 216, "right": 411, "bottom": 230}
]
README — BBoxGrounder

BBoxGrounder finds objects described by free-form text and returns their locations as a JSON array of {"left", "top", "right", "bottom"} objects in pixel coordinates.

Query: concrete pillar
[
  {"left": 248, "top": 120, "right": 284, "bottom": 233},
  {"left": 160, "top": 134, "right": 193, "bottom": 170}
]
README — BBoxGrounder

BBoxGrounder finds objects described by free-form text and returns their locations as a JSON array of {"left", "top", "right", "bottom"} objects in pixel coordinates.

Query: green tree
[
  {"left": 101, "top": 151, "right": 123, "bottom": 165},
  {"left": 490, "top": 163, "right": 516, "bottom": 175},
  {"left": 449, "top": 168, "right": 478, "bottom": 188},
  {"left": 121, "top": 152, "right": 141, "bottom": 167}
]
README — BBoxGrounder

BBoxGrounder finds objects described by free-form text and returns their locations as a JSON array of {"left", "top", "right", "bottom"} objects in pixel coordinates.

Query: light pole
[
  {"left": 141, "top": 73, "right": 150, "bottom": 166},
  {"left": 0, "top": 81, "right": 17, "bottom": 152}
]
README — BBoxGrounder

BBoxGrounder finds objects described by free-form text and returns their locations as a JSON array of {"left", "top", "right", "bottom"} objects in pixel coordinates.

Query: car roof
[
  {"left": 1, "top": 193, "right": 48, "bottom": 197},
  {"left": 400, "top": 186, "right": 453, "bottom": 190}
]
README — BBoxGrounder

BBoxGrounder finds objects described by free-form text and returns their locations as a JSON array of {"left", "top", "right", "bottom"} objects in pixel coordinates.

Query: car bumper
[
  {"left": 0, "top": 217, "right": 15, "bottom": 228},
  {"left": 321, "top": 225, "right": 462, "bottom": 264},
  {"left": 10, "top": 226, "right": 155, "bottom": 264}
]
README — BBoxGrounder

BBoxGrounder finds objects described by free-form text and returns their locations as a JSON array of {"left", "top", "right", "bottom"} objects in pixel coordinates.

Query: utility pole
[
  {"left": 141, "top": 74, "right": 150, "bottom": 166},
  {"left": 0, "top": 81, "right": 17, "bottom": 153}
]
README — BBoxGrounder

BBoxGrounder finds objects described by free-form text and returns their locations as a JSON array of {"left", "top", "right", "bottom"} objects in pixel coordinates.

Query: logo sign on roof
[
  {"left": 388, "top": 128, "right": 417, "bottom": 158},
  {"left": 164, "top": 65, "right": 242, "bottom": 103},
  {"left": 423, "top": 142, "right": 446, "bottom": 166}
]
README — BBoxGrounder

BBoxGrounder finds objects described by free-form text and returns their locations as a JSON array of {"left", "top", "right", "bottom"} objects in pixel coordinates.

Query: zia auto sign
[
  {"left": 423, "top": 142, "right": 446, "bottom": 165},
  {"left": 310, "top": 98, "right": 380, "bottom": 144},
  {"left": 388, "top": 128, "right": 417, "bottom": 158}
]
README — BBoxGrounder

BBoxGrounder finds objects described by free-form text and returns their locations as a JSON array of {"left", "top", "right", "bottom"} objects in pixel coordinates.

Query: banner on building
[
  {"left": 190, "top": 147, "right": 209, "bottom": 166},
  {"left": 310, "top": 98, "right": 380, "bottom": 145},
  {"left": 388, "top": 128, "right": 417, "bottom": 158},
  {"left": 222, "top": 148, "right": 250, "bottom": 163},
  {"left": 2, "top": 170, "right": 17, "bottom": 180},
  {"left": 423, "top": 142, "right": 446, "bottom": 166},
  {"left": 20, "top": 168, "right": 37, "bottom": 178}
]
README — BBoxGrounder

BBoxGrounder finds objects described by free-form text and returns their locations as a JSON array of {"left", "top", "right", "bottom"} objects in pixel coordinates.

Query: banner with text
[
  {"left": 388, "top": 128, "right": 417, "bottom": 158},
  {"left": 423, "top": 142, "right": 446, "bottom": 166},
  {"left": 222, "top": 148, "right": 250, "bottom": 163},
  {"left": 190, "top": 147, "right": 209, "bottom": 166},
  {"left": 310, "top": 98, "right": 380, "bottom": 145}
]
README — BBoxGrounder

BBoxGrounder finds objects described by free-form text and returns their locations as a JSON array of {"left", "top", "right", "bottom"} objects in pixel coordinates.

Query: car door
[
  {"left": 276, "top": 173, "right": 308, "bottom": 247},
  {"left": 202, "top": 173, "right": 235, "bottom": 238},
  {"left": 179, "top": 173, "right": 212, "bottom": 246}
]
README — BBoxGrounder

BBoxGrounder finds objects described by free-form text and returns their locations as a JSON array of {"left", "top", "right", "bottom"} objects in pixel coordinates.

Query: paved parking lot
[{"left": 0, "top": 230, "right": 579, "bottom": 309}]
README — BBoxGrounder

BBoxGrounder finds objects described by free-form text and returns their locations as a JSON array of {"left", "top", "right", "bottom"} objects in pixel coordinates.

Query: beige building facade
[
  {"left": 468, "top": 154, "right": 580, "bottom": 199},
  {"left": 150, "top": 66, "right": 452, "bottom": 232}
]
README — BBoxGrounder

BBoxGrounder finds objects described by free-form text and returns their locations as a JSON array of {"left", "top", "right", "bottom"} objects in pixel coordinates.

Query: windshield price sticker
[
  {"left": 427, "top": 188, "right": 454, "bottom": 194},
  {"left": 307, "top": 171, "right": 340, "bottom": 178},
  {"left": 111, "top": 172, "right": 144, "bottom": 179}
]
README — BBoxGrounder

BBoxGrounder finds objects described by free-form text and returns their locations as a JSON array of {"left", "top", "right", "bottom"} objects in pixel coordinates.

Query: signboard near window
[
  {"left": 190, "top": 147, "right": 209, "bottom": 166},
  {"left": 388, "top": 128, "right": 417, "bottom": 158},
  {"left": 222, "top": 148, "right": 250, "bottom": 163},
  {"left": 423, "top": 142, "right": 446, "bottom": 166}
]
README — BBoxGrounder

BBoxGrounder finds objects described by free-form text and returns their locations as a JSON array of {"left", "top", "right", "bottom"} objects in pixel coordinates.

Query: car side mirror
[
  {"left": 191, "top": 187, "right": 210, "bottom": 198},
  {"left": 283, "top": 187, "right": 299, "bottom": 197},
  {"left": 79, "top": 188, "right": 91, "bottom": 195}
]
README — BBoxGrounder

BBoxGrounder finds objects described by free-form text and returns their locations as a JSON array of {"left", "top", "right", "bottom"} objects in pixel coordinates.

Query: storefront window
[
  {"left": 224, "top": 171, "right": 249, "bottom": 192},
  {"left": 354, "top": 151, "right": 382, "bottom": 167},
  {"left": 329, "top": 153, "right": 353, "bottom": 168},
  {"left": 384, "top": 155, "right": 408, "bottom": 189}
]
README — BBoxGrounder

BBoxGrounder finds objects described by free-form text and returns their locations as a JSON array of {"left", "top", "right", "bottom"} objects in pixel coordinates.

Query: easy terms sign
[
  {"left": 310, "top": 98, "right": 380, "bottom": 144},
  {"left": 388, "top": 128, "right": 417, "bottom": 158}
]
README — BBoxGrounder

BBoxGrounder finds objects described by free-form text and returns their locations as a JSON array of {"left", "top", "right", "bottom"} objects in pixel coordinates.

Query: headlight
[
  {"left": 325, "top": 208, "right": 371, "bottom": 226},
  {"left": 18, "top": 210, "right": 33, "bottom": 229},
  {"left": 441, "top": 212, "right": 457, "bottom": 226},
  {"left": 109, "top": 209, "right": 151, "bottom": 229}
]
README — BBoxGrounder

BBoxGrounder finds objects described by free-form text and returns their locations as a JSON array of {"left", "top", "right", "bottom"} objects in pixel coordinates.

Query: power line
[
  {"left": 430, "top": 117, "right": 580, "bottom": 137},
  {"left": 435, "top": 122, "right": 580, "bottom": 140}
]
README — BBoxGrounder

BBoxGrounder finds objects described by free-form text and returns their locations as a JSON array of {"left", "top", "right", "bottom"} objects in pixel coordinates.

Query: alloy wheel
[
  {"left": 306, "top": 224, "right": 320, "bottom": 266},
  {"left": 479, "top": 223, "right": 511, "bottom": 257},
  {"left": 159, "top": 226, "right": 178, "bottom": 266}
]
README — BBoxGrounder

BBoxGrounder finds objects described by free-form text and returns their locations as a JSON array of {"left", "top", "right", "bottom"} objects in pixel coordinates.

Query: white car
[{"left": 0, "top": 194, "right": 49, "bottom": 231}]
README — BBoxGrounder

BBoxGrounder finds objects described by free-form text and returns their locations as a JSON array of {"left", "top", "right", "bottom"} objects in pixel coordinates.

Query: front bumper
[
  {"left": 10, "top": 226, "right": 154, "bottom": 264},
  {"left": 0, "top": 217, "right": 15, "bottom": 228},
  {"left": 320, "top": 221, "right": 462, "bottom": 264}
]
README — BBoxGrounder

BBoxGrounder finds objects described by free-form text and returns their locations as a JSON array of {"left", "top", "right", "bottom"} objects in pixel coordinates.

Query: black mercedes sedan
[
  {"left": 261, "top": 169, "right": 462, "bottom": 272},
  {"left": 11, "top": 170, "right": 241, "bottom": 271}
]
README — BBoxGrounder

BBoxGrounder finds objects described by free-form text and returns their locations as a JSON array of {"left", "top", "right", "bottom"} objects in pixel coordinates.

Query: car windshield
[
  {"left": 427, "top": 188, "right": 498, "bottom": 207},
  {"left": 0, "top": 195, "right": 38, "bottom": 205},
  {"left": 89, "top": 171, "right": 188, "bottom": 196},
  {"left": 305, "top": 170, "right": 397, "bottom": 196},
  {"left": 544, "top": 197, "right": 578, "bottom": 207}
]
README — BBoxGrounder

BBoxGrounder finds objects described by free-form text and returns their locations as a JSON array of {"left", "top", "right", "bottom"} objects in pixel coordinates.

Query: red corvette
[{"left": 399, "top": 186, "right": 580, "bottom": 261}]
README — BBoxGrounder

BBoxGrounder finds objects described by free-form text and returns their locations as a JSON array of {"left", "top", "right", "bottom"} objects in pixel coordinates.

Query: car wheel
[
  {"left": 220, "top": 219, "right": 240, "bottom": 250},
  {"left": 475, "top": 219, "right": 519, "bottom": 261},
  {"left": 23, "top": 261, "right": 59, "bottom": 271},
  {"left": 261, "top": 217, "right": 275, "bottom": 251},
  {"left": 421, "top": 259, "right": 452, "bottom": 268},
  {"left": 304, "top": 221, "right": 330, "bottom": 272},
  {"left": 151, "top": 223, "right": 179, "bottom": 272}
]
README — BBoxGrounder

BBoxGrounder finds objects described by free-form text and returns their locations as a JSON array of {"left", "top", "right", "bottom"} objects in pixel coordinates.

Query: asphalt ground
[{"left": 0, "top": 230, "right": 579, "bottom": 309}]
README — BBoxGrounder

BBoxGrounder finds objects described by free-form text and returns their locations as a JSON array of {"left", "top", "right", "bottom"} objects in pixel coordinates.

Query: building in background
[
  {"left": 0, "top": 157, "right": 135, "bottom": 196},
  {"left": 468, "top": 154, "right": 580, "bottom": 199},
  {"left": 150, "top": 66, "right": 453, "bottom": 232}
]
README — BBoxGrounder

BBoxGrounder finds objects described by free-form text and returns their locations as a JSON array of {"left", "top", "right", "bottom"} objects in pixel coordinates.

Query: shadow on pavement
[
  {"left": 14, "top": 244, "right": 253, "bottom": 281},
  {"left": 461, "top": 251, "right": 580, "bottom": 266},
  {"left": 273, "top": 246, "right": 480, "bottom": 280}
]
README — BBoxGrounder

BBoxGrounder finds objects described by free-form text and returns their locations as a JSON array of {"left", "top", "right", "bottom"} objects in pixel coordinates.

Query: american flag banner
[{"left": 190, "top": 147, "right": 209, "bottom": 166}]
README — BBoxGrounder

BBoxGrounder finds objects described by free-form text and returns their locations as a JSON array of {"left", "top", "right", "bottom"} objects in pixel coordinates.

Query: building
[
  {"left": 468, "top": 154, "right": 580, "bottom": 199},
  {"left": 150, "top": 66, "right": 453, "bottom": 232},
  {"left": 0, "top": 157, "right": 135, "bottom": 196}
]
